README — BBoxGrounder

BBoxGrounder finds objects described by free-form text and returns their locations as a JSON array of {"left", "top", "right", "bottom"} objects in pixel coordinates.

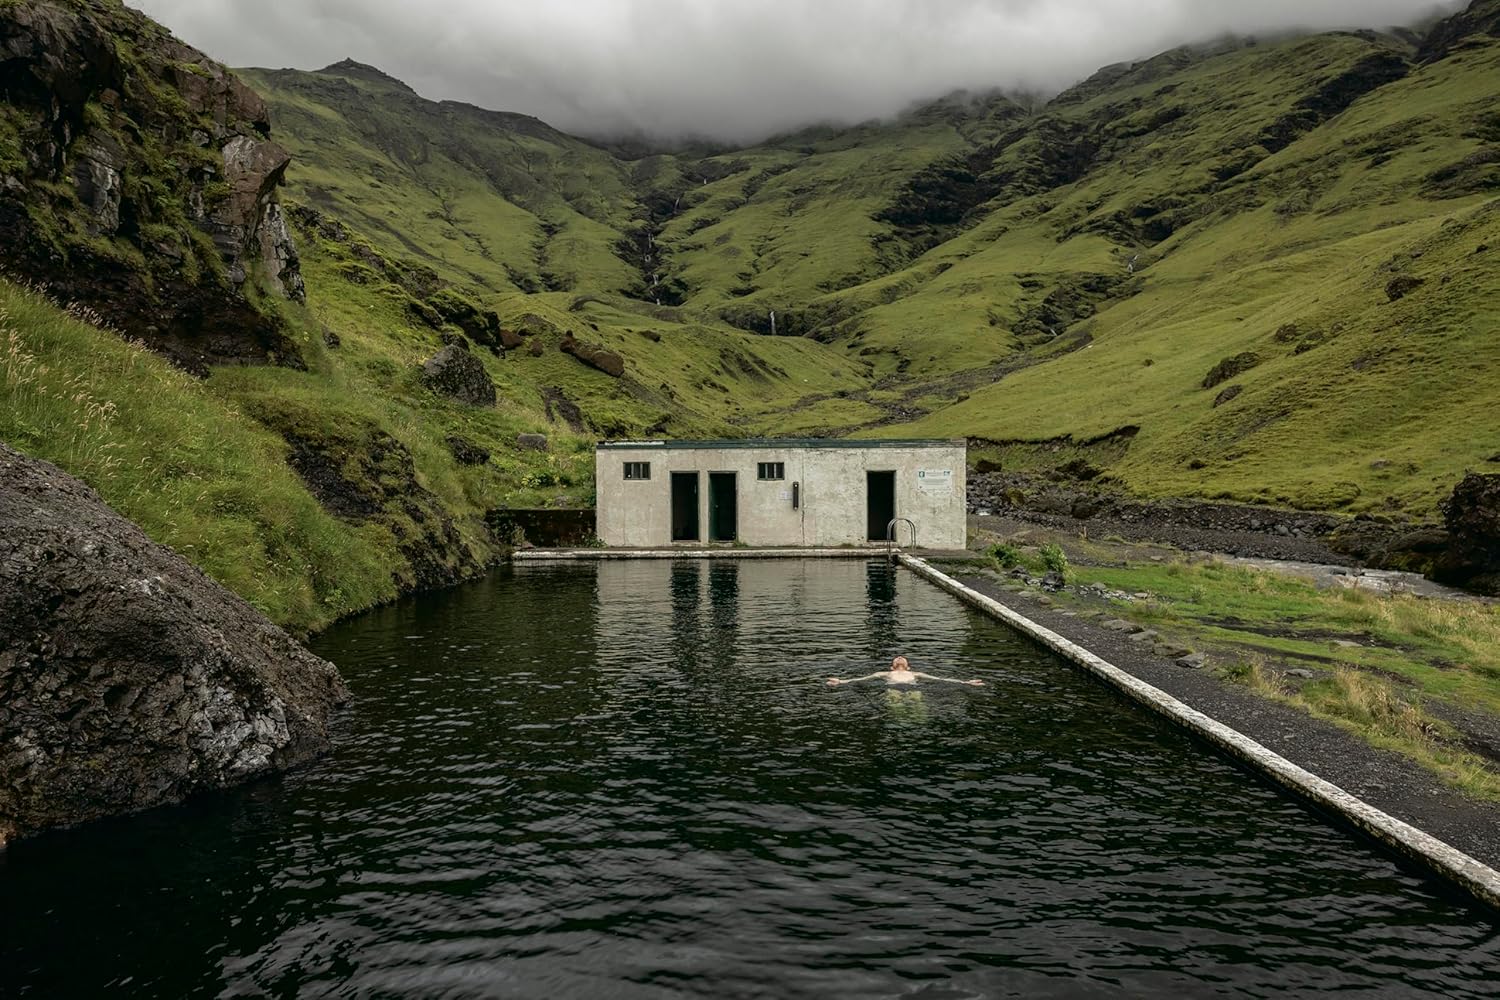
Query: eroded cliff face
[
  {"left": 0, "top": 443, "right": 348, "bottom": 846},
  {"left": 0, "top": 0, "right": 304, "bottom": 371}
]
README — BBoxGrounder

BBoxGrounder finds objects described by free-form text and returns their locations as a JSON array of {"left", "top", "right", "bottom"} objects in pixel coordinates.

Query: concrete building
[{"left": 594, "top": 439, "right": 967, "bottom": 549}]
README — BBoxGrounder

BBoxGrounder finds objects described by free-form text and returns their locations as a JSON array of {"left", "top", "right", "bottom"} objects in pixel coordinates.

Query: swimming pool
[{"left": 1, "top": 560, "right": 1495, "bottom": 996}]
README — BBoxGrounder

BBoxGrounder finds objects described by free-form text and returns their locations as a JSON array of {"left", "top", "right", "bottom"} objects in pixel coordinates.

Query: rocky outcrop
[
  {"left": 559, "top": 333, "right": 625, "bottom": 378},
  {"left": 0, "top": 443, "right": 348, "bottom": 847},
  {"left": 1435, "top": 473, "right": 1500, "bottom": 593},
  {"left": 0, "top": 0, "right": 304, "bottom": 370},
  {"left": 422, "top": 339, "right": 497, "bottom": 407},
  {"left": 1202, "top": 352, "right": 1261, "bottom": 390},
  {"left": 260, "top": 417, "right": 486, "bottom": 592},
  {"left": 1419, "top": 0, "right": 1500, "bottom": 63}
]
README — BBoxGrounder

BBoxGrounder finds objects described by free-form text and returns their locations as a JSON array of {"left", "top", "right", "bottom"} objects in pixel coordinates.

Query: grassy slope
[
  {"left": 0, "top": 281, "right": 398, "bottom": 632},
  {"left": 246, "top": 29, "right": 1497, "bottom": 517},
  {"left": 6, "top": 10, "right": 1499, "bottom": 632},
  {"left": 888, "top": 34, "right": 1500, "bottom": 516},
  {"left": 240, "top": 64, "right": 876, "bottom": 440}
]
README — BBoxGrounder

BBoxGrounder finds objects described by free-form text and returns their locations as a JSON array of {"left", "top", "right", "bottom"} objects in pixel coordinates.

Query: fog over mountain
[{"left": 129, "top": 0, "right": 1462, "bottom": 142}]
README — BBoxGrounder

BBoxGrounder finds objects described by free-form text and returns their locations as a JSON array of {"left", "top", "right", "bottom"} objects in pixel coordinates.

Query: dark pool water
[{"left": 3, "top": 560, "right": 1498, "bottom": 998}]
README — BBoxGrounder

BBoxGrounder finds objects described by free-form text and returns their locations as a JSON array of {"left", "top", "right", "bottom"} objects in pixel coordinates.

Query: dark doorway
[
  {"left": 671, "top": 472, "right": 700, "bottom": 542},
  {"left": 867, "top": 470, "right": 896, "bottom": 541},
  {"left": 708, "top": 472, "right": 738, "bottom": 542}
]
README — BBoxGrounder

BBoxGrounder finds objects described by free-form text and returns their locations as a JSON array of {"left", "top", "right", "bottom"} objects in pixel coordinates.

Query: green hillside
[
  {"left": 243, "top": 15, "right": 1499, "bottom": 518},
  {"left": 4, "top": 0, "right": 1500, "bottom": 629}
]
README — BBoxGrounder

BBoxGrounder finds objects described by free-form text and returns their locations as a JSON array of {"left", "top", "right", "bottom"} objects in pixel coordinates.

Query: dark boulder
[
  {"left": 0, "top": 443, "right": 348, "bottom": 847},
  {"left": 422, "top": 340, "right": 497, "bottom": 407},
  {"left": 1436, "top": 473, "right": 1500, "bottom": 593},
  {"left": 445, "top": 435, "right": 490, "bottom": 466},
  {"left": 560, "top": 334, "right": 626, "bottom": 378},
  {"left": 1202, "top": 352, "right": 1261, "bottom": 390},
  {"left": 1213, "top": 384, "right": 1244, "bottom": 408},
  {"left": 1386, "top": 275, "right": 1426, "bottom": 302},
  {"left": 517, "top": 433, "right": 549, "bottom": 452}
]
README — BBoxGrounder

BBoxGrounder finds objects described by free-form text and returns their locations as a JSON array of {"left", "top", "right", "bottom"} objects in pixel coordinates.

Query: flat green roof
[{"left": 596, "top": 438, "right": 964, "bottom": 451}]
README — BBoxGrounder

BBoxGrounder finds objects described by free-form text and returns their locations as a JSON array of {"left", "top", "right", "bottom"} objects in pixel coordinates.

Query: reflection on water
[{"left": 2, "top": 559, "right": 1498, "bottom": 999}]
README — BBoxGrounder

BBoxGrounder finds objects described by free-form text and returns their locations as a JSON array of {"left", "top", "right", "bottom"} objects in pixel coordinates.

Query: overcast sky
[{"left": 129, "top": 0, "right": 1460, "bottom": 142}]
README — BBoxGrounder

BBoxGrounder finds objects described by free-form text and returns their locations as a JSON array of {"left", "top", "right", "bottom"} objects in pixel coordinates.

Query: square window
[
  {"left": 624, "top": 461, "right": 651, "bottom": 480},
  {"left": 757, "top": 462, "right": 785, "bottom": 481}
]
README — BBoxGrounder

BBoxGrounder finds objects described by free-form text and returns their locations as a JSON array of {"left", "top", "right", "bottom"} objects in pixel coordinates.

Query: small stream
[{"left": 2, "top": 560, "right": 1496, "bottom": 997}]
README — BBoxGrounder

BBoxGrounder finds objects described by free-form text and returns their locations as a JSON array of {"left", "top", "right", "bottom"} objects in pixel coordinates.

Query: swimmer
[{"left": 826, "top": 656, "right": 984, "bottom": 687}]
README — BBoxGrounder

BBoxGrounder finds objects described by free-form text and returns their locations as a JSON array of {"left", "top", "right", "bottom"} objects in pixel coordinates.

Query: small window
[
  {"left": 758, "top": 462, "right": 785, "bottom": 481},
  {"left": 624, "top": 461, "right": 651, "bottom": 481}
]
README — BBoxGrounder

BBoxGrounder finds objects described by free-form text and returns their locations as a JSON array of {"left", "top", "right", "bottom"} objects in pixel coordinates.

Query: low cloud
[{"left": 129, "top": 0, "right": 1461, "bottom": 143}]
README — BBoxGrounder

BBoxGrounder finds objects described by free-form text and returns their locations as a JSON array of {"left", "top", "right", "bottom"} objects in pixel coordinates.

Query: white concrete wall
[{"left": 595, "top": 442, "right": 966, "bottom": 548}]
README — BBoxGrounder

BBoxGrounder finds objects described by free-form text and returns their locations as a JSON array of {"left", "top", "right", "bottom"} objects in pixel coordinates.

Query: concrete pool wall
[{"left": 514, "top": 547, "right": 1500, "bottom": 913}]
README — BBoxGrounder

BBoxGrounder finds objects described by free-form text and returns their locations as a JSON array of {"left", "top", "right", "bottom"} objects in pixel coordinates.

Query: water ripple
[{"left": 2, "top": 560, "right": 1498, "bottom": 998}]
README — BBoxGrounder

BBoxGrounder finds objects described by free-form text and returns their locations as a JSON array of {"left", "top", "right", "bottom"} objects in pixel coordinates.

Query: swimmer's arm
[
  {"left": 912, "top": 672, "right": 986, "bottom": 687},
  {"left": 826, "top": 672, "right": 887, "bottom": 686}
]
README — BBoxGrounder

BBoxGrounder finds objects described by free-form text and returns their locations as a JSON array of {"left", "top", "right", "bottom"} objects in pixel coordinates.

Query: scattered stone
[
  {"left": 1132, "top": 591, "right": 1151, "bottom": 600},
  {"left": 0, "top": 444, "right": 348, "bottom": 846},
  {"left": 1285, "top": 668, "right": 1317, "bottom": 680},
  {"left": 1127, "top": 629, "right": 1161, "bottom": 643},
  {"left": 1041, "top": 571, "right": 1067, "bottom": 592},
  {"left": 1177, "top": 653, "right": 1207, "bottom": 669},
  {"left": 1103, "top": 619, "right": 1138, "bottom": 632},
  {"left": 1334, "top": 639, "right": 1362, "bottom": 648},
  {"left": 445, "top": 435, "right": 490, "bottom": 466},
  {"left": 1155, "top": 644, "right": 1191, "bottom": 659},
  {"left": 1020, "top": 590, "right": 1042, "bottom": 600},
  {"left": 517, "top": 433, "right": 549, "bottom": 452},
  {"left": 321, "top": 327, "right": 341, "bottom": 348},
  {"left": 421, "top": 340, "right": 497, "bottom": 407},
  {"left": 1037, "top": 596, "right": 1054, "bottom": 606}
]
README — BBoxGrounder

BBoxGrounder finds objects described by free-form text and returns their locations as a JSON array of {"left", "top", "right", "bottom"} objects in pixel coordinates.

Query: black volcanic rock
[
  {"left": 0, "top": 443, "right": 348, "bottom": 847},
  {"left": 1435, "top": 473, "right": 1500, "bottom": 593},
  {"left": 423, "top": 340, "right": 498, "bottom": 406}
]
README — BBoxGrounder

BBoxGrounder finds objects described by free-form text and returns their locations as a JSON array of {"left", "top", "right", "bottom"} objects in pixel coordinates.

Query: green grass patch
[{"left": 1077, "top": 558, "right": 1500, "bottom": 797}]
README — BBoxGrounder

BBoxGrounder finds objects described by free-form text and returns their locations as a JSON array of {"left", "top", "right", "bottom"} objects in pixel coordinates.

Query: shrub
[
  {"left": 987, "top": 542, "right": 1022, "bottom": 568},
  {"left": 1039, "top": 542, "right": 1070, "bottom": 578}
]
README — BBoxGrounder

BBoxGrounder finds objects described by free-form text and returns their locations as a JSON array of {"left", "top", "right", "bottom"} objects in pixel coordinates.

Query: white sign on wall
[{"left": 916, "top": 469, "right": 954, "bottom": 495}]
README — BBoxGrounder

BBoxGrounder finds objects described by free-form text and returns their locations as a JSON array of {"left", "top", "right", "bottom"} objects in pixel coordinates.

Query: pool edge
[{"left": 898, "top": 553, "right": 1500, "bottom": 915}]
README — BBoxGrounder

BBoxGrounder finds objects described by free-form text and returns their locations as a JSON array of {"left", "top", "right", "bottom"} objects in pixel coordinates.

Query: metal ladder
[{"left": 886, "top": 518, "right": 917, "bottom": 562}]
